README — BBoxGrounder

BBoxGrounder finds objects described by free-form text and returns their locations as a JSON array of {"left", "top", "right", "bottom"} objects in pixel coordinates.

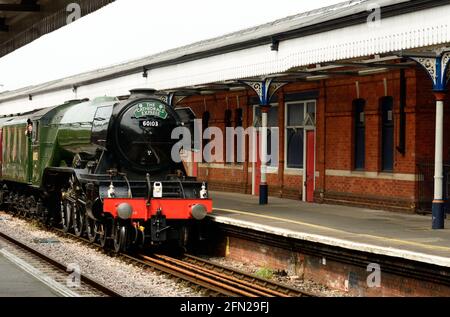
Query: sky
[{"left": 0, "top": 0, "right": 345, "bottom": 92}]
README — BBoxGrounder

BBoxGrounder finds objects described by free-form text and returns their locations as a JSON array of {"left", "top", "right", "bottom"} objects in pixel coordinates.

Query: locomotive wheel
[
  {"left": 18, "top": 195, "right": 27, "bottom": 218},
  {"left": 99, "top": 222, "right": 111, "bottom": 249},
  {"left": 73, "top": 204, "right": 85, "bottom": 237},
  {"left": 113, "top": 224, "right": 127, "bottom": 253},
  {"left": 86, "top": 216, "right": 98, "bottom": 243},
  {"left": 26, "top": 196, "right": 36, "bottom": 219},
  {"left": 11, "top": 193, "right": 19, "bottom": 215},
  {"left": 61, "top": 200, "right": 72, "bottom": 233}
]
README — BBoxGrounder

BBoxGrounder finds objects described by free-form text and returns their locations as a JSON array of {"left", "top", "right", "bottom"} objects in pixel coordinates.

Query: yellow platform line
[{"left": 213, "top": 208, "right": 450, "bottom": 253}]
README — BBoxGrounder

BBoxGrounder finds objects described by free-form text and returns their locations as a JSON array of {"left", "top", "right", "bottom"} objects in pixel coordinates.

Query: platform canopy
[
  {"left": 0, "top": 0, "right": 449, "bottom": 113},
  {"left": 0, "top": 0, "right": 113, "bottom": 58}
]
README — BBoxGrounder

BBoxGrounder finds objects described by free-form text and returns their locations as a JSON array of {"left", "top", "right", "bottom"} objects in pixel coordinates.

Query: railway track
[
  {"left": 129, "top": 253, "right": 316, "bottom": 297},
  {"left": 0, "top": 230, "right": 122, "bottom": 297},
  {"left": 1, "top": 217, "right": 315, "bottom": 297},
  {"left": 49, "top": 227, "right": 314, "bottom": 297}
]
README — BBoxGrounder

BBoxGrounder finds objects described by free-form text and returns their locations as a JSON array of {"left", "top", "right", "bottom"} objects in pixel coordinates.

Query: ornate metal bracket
[
  {"left": 239, "top": 78, "right": 287, "bottom": 106},
  {"left": 410, "top": 51, "right": 450, "bottom": 91}
]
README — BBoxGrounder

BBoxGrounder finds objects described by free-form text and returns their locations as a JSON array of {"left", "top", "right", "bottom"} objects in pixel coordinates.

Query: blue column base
[
  {"left": 432, "top": 201, "right": 445, "bottom": 229},
  {"left": 259, "top": 184, "right": 268, "bottom": 205}
]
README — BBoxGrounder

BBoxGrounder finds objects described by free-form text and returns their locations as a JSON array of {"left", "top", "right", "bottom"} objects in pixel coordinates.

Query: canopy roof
[{"left": 0, "top": 0, "right": 448, "bottom": 114}]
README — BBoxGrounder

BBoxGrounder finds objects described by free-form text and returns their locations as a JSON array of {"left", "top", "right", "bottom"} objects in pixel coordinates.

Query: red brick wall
[
  {"left": 178, "top": 66, "right": 443, "bottom": 212},
  {"left": 223, "top": 235, "right": 450, "bottom": 296}
]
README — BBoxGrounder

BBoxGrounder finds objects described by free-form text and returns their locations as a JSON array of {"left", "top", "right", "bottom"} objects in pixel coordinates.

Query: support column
[
  {"left": 260, "top": 106, "right": 269, "bottom": 204},
  {"left": 239, "top": 78, "right": 287, "bottom": 205},
  {"left": 432, "top": 92, "right": 446, "bottom": 229},
  {"left": 409, "top": 50, "right": 450, "bottom": 229}
]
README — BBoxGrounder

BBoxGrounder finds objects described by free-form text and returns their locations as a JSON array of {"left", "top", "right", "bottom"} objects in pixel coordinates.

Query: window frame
[{"left": 284, "top": 99, "right": 316, "bottom": 172}]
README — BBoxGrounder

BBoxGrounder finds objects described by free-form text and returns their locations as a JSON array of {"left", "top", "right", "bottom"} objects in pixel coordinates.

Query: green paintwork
[
  {"left": 1, "top": 120, "right": 29, "bottom": 184},
  {"left": 1, "top": 96, "right": 118, "bottom": 186}
]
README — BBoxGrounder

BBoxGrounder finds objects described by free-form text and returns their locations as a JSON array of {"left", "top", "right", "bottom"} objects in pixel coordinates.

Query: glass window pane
[
  {"left": 353, "top": 99, "right": 365, "bottom": 170},
  {"left": 307, "top": 102, "right": 316, "bottom": 114},
  {"left": 268, "top": 106, "right": 278, "bottom": 127},
  {"left": 254, "top": 107, "right": 261, "bottom": 127},
  {"left": 287, "top": 103, "right": 304, "bottom": 126},
  {"left": 306, "top": 102, "right": 316, "bottom": 124},
  {"left": 254, "top": 106, "right": 278, "bottom": 127},
  {"left": 381, "top": 97, "right": 394, "bottom": 171},
  {"left": 93, "top": 106, "right": 113, "bottom": 129},
  {"left": 287, "top": 128, "right": 304, "bottom": 168},
  {"left": 267, "top": 130, "right": 278, "bottom": 167}
]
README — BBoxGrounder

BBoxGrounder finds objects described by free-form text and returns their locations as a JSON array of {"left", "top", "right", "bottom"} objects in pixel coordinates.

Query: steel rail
[
  {"left": 120, "top": 253, "right": 243, "bottom": 297},
  {"left": 175, "top": 254, "right": 313, "bottom": 297},
  {"left": 0, "top": 230, "right": 122, "bottom": 297},
  {"left": 150, "top": 254, "right": 280, "bottom": 297}
]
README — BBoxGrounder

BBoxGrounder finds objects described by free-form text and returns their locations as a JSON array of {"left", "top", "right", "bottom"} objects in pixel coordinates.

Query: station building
[
  {"left": 0, "top": 0, "right": 449, "bottom": 219},
  {"left": 182, "top": 67, "right": 449, "bottom": 214}
]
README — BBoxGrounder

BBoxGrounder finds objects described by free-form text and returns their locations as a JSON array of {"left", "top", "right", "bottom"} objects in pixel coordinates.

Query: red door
[
  {"left": 254, "top": 132, "right": 261, "bottom": 195},
  {"left": 305, "top": 130, "right": 315, "bottom": 202}
]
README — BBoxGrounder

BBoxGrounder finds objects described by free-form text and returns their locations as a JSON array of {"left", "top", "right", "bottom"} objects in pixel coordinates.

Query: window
[
  {"left": 224, "top": 109, "right": 232, "bottom": 128},
  {"left": 254, "top": 105, "right": 278, "bottom": 167},
  {"left": 285, "top": 101, "right": 316, "bottom": 169},
  {"left": 380, "top": 96, "right": 394, "bottom": 172},
  {"left": 93, "top": 106, "right": 113, "bottom": 130},
  {"left": 234, "top": 108, "right": 243, "bottom": 164},
  {"left": 224, "top": 109, "right": 232, "bottom": 164},
  {"left": 235, "top": 108, "right": 243, "bottom": 128},
  {"left": 202, "top": 111, "right": 210, "bottom": 162},
  {"left": 353, "top": 99, "right": 365, "bottom": 170}
]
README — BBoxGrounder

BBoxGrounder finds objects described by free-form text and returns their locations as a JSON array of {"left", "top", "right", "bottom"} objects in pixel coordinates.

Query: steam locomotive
[{"left": 0, "top": 89, "right": 212, "bottom": 252}]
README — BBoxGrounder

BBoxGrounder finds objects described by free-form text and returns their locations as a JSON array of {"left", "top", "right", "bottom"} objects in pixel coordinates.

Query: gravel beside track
[
  {"left": 199, "top": 257, "right": 349, "bottom": 297},
  {"left": 0, "top": 212, "right": 202, "bottom": 297}
]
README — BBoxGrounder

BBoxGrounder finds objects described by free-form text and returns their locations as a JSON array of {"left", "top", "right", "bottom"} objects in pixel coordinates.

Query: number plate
[{"left": 140, "top": 120, "right": 159, "bottom": 128}]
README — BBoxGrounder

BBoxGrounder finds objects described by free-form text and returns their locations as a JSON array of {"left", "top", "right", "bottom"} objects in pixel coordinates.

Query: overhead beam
[
  {"left": 322, "top": 61, "right": 415, "bottom": 69},
  {"left": 0, "top": 1, "right": 40, "bottom": 12}
]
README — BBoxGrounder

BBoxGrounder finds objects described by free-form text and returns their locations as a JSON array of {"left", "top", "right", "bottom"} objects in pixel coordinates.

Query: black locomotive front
[{"left": 110, "top": 90, "right": 184, "bottom": 175}]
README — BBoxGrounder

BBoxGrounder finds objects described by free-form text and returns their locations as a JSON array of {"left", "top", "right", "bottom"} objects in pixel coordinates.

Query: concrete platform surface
[
  {"left": 0, "top": 253, "right": 59, "bottom": 297},
  {"left": 208, "top": 191, "right": 450, "bottom": 268}
]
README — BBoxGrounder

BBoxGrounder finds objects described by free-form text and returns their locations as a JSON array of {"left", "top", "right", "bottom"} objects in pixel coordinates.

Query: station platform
[
  {"left": 0, "top": 253, "right": 59, "bottom": 297},
  {"left": 208, "top": 191, "right": 450, "bottom": 268}
]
